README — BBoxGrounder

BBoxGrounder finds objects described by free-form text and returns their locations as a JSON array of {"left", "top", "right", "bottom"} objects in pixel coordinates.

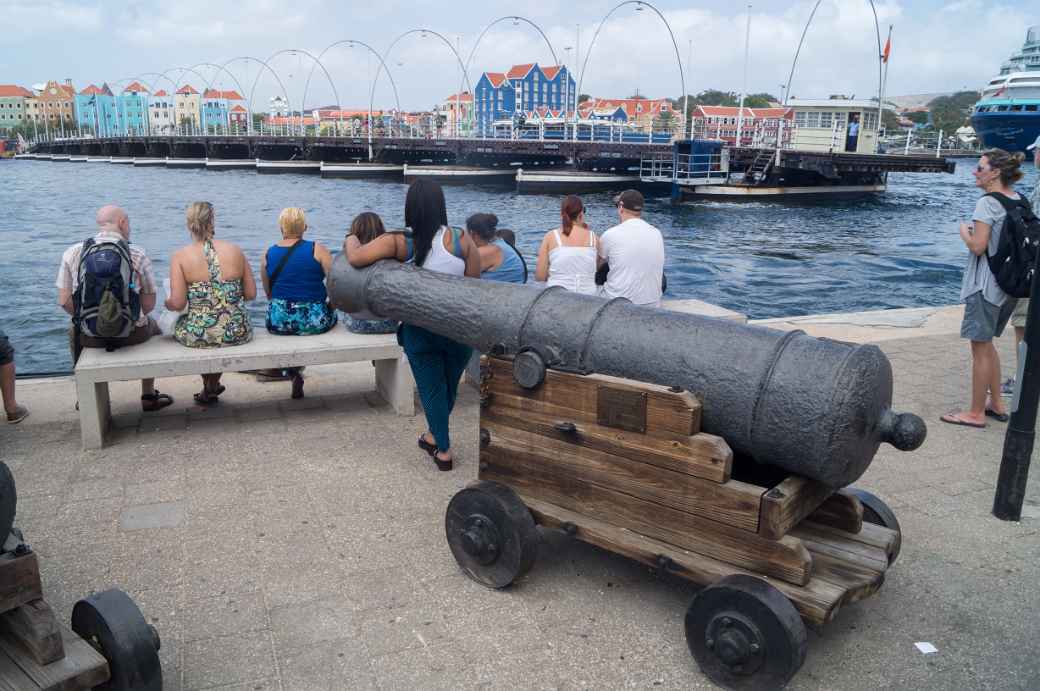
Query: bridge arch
[
  {"left": 220, "top": 57, "right": 293, "bottom": 135},
  {"left": 575, "top": 0, "right": 687, "bottom": 140},
  {"left": 302, "top": 39, "right": 403, "bottom": 139},
  {"left": 250, "top": 49, "right": 340, "bottom": 136}
]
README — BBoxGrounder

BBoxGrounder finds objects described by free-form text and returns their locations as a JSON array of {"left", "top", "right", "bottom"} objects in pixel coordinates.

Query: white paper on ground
[{"left": 915, "top": 642, "right": 938, "bottom": 655}]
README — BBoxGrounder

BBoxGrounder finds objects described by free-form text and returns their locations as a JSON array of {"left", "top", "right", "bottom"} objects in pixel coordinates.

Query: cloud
[{"left": 3, "top": 0, "right": 1033, "bottom": 110}]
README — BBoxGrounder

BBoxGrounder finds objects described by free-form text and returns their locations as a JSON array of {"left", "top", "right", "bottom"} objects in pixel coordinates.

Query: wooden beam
[
  {"left": 483, "top": 422, "right": 757, "bottom": 530},
  {"left": 758, "top": 476, "right": 834, "bottom": 540},
  {"left": 806, "top": 490, "right": 864, "bottom": 534},
  {"left": 0, "top": 600, "right": 63, "bottom": 666},
  {"left": 484, "top": 356, "right": 702, "bottom": 439},
  {"left": 526, "top": 497, "right": 846, "bottom": 627},
  {"left": 481, "top": 442, "right": 813, "bottom": 585},
  {"left": 482, "top": 404, "right": 731, "bottom": 483},
  {"left": 0, "top": 553, "right": 43, "bottom": 617},
  {"left": 0, "top": 624, "right": 108, "bottom": 691}
]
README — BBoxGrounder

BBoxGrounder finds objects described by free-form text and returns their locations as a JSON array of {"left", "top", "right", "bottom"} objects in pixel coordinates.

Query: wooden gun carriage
[
  {"left": 328, "top": 257, "right": 925, "bottom": 690},
  {"left": 0, "top": 462, "right": 161, "bottom": 691},
  {"left": 445, "top": 356, "right": 904, "bottom": 690}
]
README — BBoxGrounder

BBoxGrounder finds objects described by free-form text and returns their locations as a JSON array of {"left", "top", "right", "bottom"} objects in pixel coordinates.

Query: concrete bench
[{"left": 74, "top": 329, "right": 414, "bottom": 449}]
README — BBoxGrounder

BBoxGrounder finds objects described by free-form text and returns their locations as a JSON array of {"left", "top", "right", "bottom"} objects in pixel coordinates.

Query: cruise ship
[{"left": 971, "top": 25, "right": 1040, "bottom": 152}]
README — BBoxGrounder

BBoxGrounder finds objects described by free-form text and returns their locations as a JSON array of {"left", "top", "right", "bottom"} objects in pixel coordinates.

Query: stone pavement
[{"left": 2, "top": 307, "right": 1039, "bottom": 690}]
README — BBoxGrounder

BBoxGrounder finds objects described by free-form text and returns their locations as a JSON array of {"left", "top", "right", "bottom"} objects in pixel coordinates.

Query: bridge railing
[{"left": 639, "top": 151, "right": 729, "bottom": 185}]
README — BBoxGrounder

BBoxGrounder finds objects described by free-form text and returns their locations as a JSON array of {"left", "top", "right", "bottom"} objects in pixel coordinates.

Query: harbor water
[{"left": 1, "top": 158, "right": 1036, "bottom": 374}]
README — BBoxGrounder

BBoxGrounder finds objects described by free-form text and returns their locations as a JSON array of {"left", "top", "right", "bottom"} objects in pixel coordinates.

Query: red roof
[
  {"left": 506, "top": 63, "right": 535, "bottom": 79},
  {"left": 203, "top": 89, "right": 244, "bottom": 100},
  {"left": 442, "top": 91, "right": 472, "bottom": 103},
  {"left": 176, "top": 84, "right": 199, "bottom": 95},
  {"left": 266, "top": 115, "right": 317, "bottom": 126},
  {"left": 693, "top": 105, "right": 792, "bottom": 120},
  {"left": 485, "top": 72, "right": 507, "bottom": 88},
  {"left": 123, "top": 81, "right": 149, "bottom": 94},
  {"left": 315, "top": 109, "right": 386, "bottom": 118},
  {"left": 541, "top": 66, "right": 562, "bottom": 80},
  {"left": 0, "top": 85, "right": 33, "bottom": 98},
  {"left": 153, "top": 89, "right": 169, "bottom": 97},
  {"left": 230, "top": 105, "right": 247, "bottom": 112},
  {"left": 580, "top": 97, "right": 671, "bottom": 119},
  {"left": 79, "top": 84, "right": 105, "bottom": 96}
]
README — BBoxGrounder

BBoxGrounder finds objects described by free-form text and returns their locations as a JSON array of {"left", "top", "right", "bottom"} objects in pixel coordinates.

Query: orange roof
[
  {"left": 506, "top": 63, "right": 535, "bottom": 79},
  {"left": 0, "top": 84, "right": 33, "bottom": 98},
  {"left": 315, "top": 109, "right": 386, "bottom": 118},
  {"left": 176, "top": 84, "right": 199, "bottom": 95},
  {"left": 153, "top": 89, "right": 168, "bottom": 97},
  {"left": 751, "top": 107, "right": 792, "bottom": 119},
  {"left": 123, "top": 81, "right": 149, "bottom": 94},
  {"left": 230, "top": 105, "right": 247, "bottom": 112},
  {"left": 442, "top": 91, "right": 473, "bottom": 103},
  {"left": 266, "top": 115, "right": 317, "bottom": 126},
  {"left": 485, "top": 72, "right": 507, "bottom": 88},
  {"left": 541, "top": 66, "right": 562, "bottom": 80},
  {"left": 581, "top": 97, "right": 671, "bottom": 119},
  {"left": 693, "top": 105, "right": 792, "bottom": 119},
  {"left": 203, "top": 89, "right": 244, "bottom": 100}
]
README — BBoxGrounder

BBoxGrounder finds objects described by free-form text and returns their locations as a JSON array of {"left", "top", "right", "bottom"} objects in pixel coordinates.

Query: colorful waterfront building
[
  {"left": 149, "top": 90, "right": 176, "bottom": 135},
  {"left": 578, "top": 97, "right": 673, "bottom": 132},
  {"left": 26, "top": 80, "right": 76, "bottom": 135},
  {"left": 74, "top": 84, "right": 117, "bottom": 136},
  {"left": 438, "top": 92, "right": 473, "bottom": 136},
  {"left": 201, "top": 89, "right": 245, "bottom": 132},
  {"left": 116, "top": 82, "right": 150, "bottom": 135},
  {"left": 229, "top": 105, "right": 248, "bottom": 132},
  {"left": 0, "top": 85, "right": 33, "bottom": 135},
  {"left": 175, "top": 85, "right": 201, "bottom": 132},
  {"left": 690, "top": 105, "right": 793, "bottom": 146},
  {"left": 474, "top": 63, "right": 576, "bottom": 136}
]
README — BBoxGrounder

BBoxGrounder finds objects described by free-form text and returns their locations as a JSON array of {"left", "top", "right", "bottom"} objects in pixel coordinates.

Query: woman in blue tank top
[
  {"left": 260, "top": 208, "right": 337, "bottom": 397},
  {"left": 466, "top": 213, "right": 526, "bottom": 284}
]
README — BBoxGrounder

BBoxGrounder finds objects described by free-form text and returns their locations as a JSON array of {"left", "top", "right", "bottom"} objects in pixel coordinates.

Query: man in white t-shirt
[{"left": 598, "top": 189, "right": 665, "bottom": 307}]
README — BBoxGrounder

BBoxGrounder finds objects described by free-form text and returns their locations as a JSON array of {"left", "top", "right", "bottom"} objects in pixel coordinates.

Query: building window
[
  {"left": 794, "top": 111, "right": 807, "bottom": 127},
  {"left": 805, "top": 111, "right": 821, "bottom": 128},
  {"left": 819, "top": 112, "right": 833, "bottom": 128}
]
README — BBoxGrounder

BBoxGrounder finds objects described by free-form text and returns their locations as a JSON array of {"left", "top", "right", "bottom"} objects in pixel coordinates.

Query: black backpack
[
  {"left": 73, "top": 238, "right": 140, "bottom": 341},
  {"left": 985, "top": 192, "right": 1040, "bottom": 298}
]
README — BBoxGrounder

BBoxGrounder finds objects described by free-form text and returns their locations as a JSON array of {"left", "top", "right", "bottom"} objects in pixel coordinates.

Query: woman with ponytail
[
  {"left": 534, "top": 195, "right": 599, "bottom": 294},
  {"left": 344, "top": 179, "right": 480, "bottom": 471}
]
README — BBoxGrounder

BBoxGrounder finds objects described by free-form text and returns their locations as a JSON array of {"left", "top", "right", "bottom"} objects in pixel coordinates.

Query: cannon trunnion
[
  {"left": 445, "top": 357, "right": 904, "bottom": 690},
  {"left": 329, "top": 256, "right": 926, "bottom": 488}
]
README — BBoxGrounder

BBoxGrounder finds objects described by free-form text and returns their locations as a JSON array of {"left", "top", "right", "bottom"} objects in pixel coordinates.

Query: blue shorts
[{"left": 961, "top": 292, "right": 1015, "bottom": 342}]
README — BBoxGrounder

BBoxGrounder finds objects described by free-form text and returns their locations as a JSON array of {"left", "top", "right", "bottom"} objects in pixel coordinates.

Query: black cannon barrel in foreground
[{"left": 329, "top": 256, "right": 926, "bottom": 487}]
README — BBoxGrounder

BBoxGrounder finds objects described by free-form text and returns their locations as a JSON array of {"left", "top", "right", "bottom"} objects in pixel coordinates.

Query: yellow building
[{"left": 174, "top": 85, "right": 201, "bottom": 131}]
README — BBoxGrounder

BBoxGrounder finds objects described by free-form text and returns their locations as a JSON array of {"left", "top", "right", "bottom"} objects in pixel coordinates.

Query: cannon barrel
[{"left": 329, "top": 256, "right": 926, "bottom": 488}]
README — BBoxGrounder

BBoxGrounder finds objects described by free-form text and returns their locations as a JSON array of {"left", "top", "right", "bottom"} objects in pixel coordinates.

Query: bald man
[{"left": 57, "top": 205, "right": 174, "bottom": 412}]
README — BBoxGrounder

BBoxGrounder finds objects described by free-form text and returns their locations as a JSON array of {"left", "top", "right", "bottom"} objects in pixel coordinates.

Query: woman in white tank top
[
  {"left": 344, "top": 180, "right": 480, "bottom": 472},
  {"left": 535, "top": 195, "right": 599, "bottom": 295}
]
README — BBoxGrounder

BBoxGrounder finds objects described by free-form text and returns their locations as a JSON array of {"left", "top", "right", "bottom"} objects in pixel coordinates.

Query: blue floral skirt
[{"left": 266, "top": 299, "right": 337, "bottom": 335}]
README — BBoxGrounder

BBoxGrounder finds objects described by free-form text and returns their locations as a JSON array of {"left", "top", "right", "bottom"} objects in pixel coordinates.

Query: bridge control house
[
  {"left": 785, "top": 98, "right": 886, "bottom": 154},
  {"left": 474, "top": 63, "right": 576, "bottom": 136}
]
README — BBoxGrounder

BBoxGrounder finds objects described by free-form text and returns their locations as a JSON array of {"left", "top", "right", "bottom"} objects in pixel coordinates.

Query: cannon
[
  {"left": 0, "top": 461, "right": 161, "bottom": 691},
  {"left": 330, "top": 257, "right": 923, "bottom": 689},
  {"left": 329, "top": 256, "right": 925, "bottom": 488}
]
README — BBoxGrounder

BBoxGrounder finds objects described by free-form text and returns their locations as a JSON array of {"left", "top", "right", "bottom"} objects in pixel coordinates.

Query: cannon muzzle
[{"left": 330, "top": 256, "right": 926, "bottom": 487}]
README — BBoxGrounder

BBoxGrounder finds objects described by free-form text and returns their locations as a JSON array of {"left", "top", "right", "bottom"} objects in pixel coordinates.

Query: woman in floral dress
[{"left": 166, "top": 201, "right": 256, "bottom": 404}]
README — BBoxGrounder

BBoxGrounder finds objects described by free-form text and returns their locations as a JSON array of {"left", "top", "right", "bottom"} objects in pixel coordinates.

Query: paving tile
[
  {"left": 66, "top": 477, "right": 124, "bottom": 503},
  {"left": 120, "top": 501, "right": 187, "bottom": 530},
  {"left": 182, "top": 630, "right": 277, "bottom": 690},
  {"left": 181, "top": 591, "right": 268, "bottom": 642},
  {"left": 268, "top": 596, "right": 357, "bottom": 651},
  {"left": 279, "top": 639, "right": 376, "bottom": 691}
]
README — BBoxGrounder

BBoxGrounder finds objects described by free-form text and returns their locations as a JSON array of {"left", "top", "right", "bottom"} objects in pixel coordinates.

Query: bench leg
[
  {"left": 76, "top": 379, "right": 111, "bottom": 450},
  {"left": 375, "top": 355, "right": 415, "bottom": 416}
]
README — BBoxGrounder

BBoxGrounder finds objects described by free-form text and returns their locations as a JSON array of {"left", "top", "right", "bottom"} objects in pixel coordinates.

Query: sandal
[
  {"left": 418, "top": 434, "right": 437, "bottom": 457},
  {"left": 433, "top": 451, "right": 453, "bottom": 472},
  {"left": 142, "top": 390, "right": 174, "bottom": 412}
]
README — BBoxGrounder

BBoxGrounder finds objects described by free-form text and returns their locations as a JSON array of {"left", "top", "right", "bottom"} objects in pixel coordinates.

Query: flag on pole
[{"left": 882, "top": 29, "right": 892, "bottom": 63}]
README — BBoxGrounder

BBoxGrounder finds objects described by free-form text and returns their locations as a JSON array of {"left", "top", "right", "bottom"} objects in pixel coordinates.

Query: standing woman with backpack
[
  {"left": 166, "top": 201, "right": 256, "bottom": 405},
  {"left": 344, "top": 179, "right": 481, "bottom": 471},
  {"left": 941, "top": 149, "right": 1026, "bottom": 428}
]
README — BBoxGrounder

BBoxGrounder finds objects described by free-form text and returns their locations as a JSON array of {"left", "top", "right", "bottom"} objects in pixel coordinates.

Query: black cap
[{"left": 614, "top": 189, "right": 644, "bottom": 212}]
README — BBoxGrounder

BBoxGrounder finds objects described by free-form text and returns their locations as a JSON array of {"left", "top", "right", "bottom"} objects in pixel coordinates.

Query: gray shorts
[
  {"left": 1011, "top": 298, "right": 1029, "bottom": 328},
  {"left": 961, "top": 292, "right": 1015, "bottom": 342},
  {"left": 0, "top": 329, "right": 12, "bottom": 367}
]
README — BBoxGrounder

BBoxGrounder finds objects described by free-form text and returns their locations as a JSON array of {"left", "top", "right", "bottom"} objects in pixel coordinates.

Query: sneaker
[
  {"left": 1001, "top": 377, "right": 1016, "bottom": 396},
  {"left": 6, "top": 405, "right": 29, "bottom": 424}
]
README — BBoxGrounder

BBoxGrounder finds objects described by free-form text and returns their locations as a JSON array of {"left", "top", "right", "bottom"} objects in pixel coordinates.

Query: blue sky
[{"left": 4, "top": 0, "right": 1035, "bottom": 111}]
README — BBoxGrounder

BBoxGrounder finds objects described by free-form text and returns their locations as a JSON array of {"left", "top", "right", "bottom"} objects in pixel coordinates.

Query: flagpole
[
  {"left": 735, "top": 3, "right": 752, "bottom": 148},
  {"left": 875, "top": 24, "right": 891, "bottom": 153}
]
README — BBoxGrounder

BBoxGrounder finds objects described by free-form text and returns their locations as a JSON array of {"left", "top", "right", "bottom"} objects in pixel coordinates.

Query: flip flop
[
  {"left": 142, "top": 390, "right": 174, "bottom": 412},
  {"left": 985, "top": 408, "right": 1010, "bottom": 422},
  {"left": 940, "top": 413, "right": 986, "bottom": 429}
]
